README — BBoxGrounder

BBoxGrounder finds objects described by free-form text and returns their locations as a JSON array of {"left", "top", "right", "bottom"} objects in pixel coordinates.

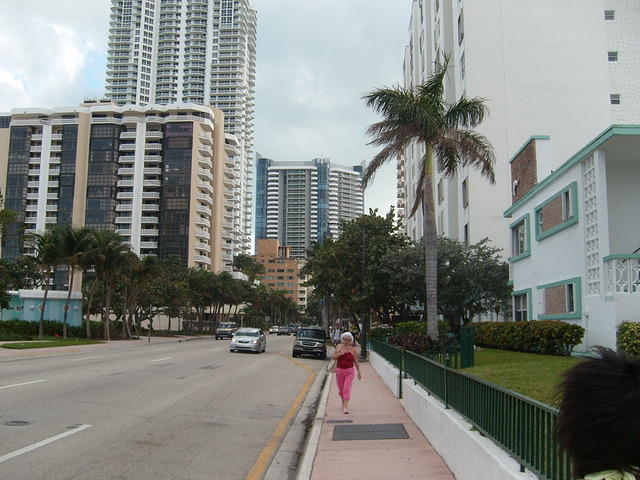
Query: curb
[
  {"left": 264, "top": 366, "right": 328, "bottom": 480},
  {"left": 295, "top": 366, "right": 332, "bottom": 480}
]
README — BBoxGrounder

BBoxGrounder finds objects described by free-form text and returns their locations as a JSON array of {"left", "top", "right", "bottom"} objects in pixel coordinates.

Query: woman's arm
[
  {"left": 332, "top": 345, "right": 344, "bottom": 359},
  {"left": 352, "top": 350, "right": 362, "bottom": 380}
]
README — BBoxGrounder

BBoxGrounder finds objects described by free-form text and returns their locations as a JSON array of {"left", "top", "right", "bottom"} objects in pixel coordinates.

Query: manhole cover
[
  {"left": 332, "top": 423, "right": 409, "bottom": 441},
  {"left": 5, "top": 420, "right": 29, "bottom": 426},
  {"left": 326, "top": 419, "right": 353, "bottom": 424}
]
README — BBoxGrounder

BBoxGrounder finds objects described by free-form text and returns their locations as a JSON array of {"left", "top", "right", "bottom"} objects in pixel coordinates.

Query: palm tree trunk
[
  {"left": 104, "top": 282, "right": 112, "bottom": 341},
  {"left": 85, "top": 279, "right": 98, "bottom": 339},
  {"left": 423, "top": 143, "right": 439, "bottom": 340},
  {"left": 63, "top": 265, "right": 74, "bottom": 339},
  {"left": 39, "top": 270, "right": 50, "bottom": 339}
]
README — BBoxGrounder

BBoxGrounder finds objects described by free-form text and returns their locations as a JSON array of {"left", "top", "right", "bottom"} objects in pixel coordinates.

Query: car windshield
[
  {"left": 298, "top": 329, "right": 324, "bottom": 340},
  {"left": 235, "top": 330, "right": 259, "bottom": 337},
  {"left": 219, "top": 323, "right": 235, "bottom": 328}
]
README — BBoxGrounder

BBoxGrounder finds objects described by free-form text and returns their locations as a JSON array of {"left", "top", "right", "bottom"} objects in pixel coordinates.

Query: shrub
[
  {"left": 388, "top": 332, "right": 437, "bottom": 355},
  {"left": 618, "top": 322, "right": 640, "bottom": 357},
  {"left": 474, "top": 320, "right": 584, "bottom": 356},
  {"left": 0, "top": 319, "right": 117, "bottom": 339}
]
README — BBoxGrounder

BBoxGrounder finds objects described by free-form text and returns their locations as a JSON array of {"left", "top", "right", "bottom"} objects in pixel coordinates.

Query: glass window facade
[
  {"left": 85, "top": 124, "right": 120, "bottom": 230},
  {"left": 255, "top": 157, "right": 269, "bottom": 242},
  {"left": 158, "top": 122, "right": 193, "bottom": 265}
]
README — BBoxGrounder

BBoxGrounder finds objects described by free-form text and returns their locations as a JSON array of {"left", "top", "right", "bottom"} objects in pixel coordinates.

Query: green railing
[
  {"left": 371, "top": 342, "right": 572, "bottom": 480},
  {"left": 424, "top": 326, "right": 475, "bottom": 368}
]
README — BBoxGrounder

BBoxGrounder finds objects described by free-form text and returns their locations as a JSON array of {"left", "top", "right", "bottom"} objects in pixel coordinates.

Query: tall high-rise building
[
  {"left": 400, "top": 0, "right": 640, "bottom": 251},
  {"left": 255, "top": 158, "right": 364, "bottom": 258},
  {"left": 105, "top": 0, "right": 257, "bottom": 254},
  {"left": 0, "top": 102, "right": 231, "bottom": 274}
]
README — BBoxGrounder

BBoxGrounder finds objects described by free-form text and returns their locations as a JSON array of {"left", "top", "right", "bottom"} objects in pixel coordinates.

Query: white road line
[
  {"left": 150, "top": 357, "right": 172, "bottom": 363},
  {"left": 71, "top": 356, "right": 103, "bottom": 362},
  {"left": 150, "top": 348, "right": 167, "bottom": 352},
  {"left": 0, "top": 424, "right": 91, "bottom": 464},
  {"left": 0, "top": 379, "right": 47, "bottom": 390}
]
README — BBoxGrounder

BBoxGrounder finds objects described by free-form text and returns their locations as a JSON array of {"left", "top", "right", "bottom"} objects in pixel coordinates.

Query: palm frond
[
  {"left": 434, "top": 129, "right": 496, "bottom": 183},
  {"left": 362, "top": 85, "right": 416, "bottom": 117},
  {"left": 416, "top": 55, "right": 449, "bottom": 106},
  {"left": 443, "top": 97, "right": 489, "bottom": 129},
  {"left": 409, "top": 158, "right": 427, "bottom": 218},
  {"left": 362, "top": 143, "right": 403, "bottom": 188}
]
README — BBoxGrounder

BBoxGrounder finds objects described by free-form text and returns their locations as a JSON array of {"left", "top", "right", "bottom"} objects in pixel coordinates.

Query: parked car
[
  {"left": 276, "top": 326, "right": 293, "bottom": 336},
  {"left": 269, "top": 325, "right": 279, "bottom": 335},
  {"left": 292, "top": 326, "right": 327, "bottom": 359},
  {"left": 229, "top": 328, "right": 266, "bottom": 353},
  {"left": 215, "top": 322, "right": 237, "bottom": 340}
]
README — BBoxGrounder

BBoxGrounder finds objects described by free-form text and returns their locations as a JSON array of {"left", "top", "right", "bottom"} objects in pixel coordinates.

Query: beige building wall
[{"left": 253, "top": 238, "right": 308, "bottom": 309}]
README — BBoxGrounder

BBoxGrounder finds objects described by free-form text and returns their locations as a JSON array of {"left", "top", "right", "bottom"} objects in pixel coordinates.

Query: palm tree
[
  {"left": 91, "top": 230, "right": 129, "bottom": 341},
  {"left": 28, "top": 229, "right": 60, "bottom": 338},
  {"left": 57, "top": 226, "right": 93, "bottom": 338},
  {"left": 363, "top": 58, "right": 496, "bottom": 339}
]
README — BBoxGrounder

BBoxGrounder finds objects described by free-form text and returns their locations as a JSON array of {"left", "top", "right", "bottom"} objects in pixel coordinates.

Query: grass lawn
[
  {"left": 1, "top": 338, "right": 104, "bottom": 349},
  {"left": 462, "top": 348, "right": 583, "bottom": 407}
]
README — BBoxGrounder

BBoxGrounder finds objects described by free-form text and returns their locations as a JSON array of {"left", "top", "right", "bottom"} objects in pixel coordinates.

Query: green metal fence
[
  {"left": 371, "top": 342, "right": 572, "bottom": 480},
  {"left": 424, "top": 327, "right": 475, "bottom": 368}
]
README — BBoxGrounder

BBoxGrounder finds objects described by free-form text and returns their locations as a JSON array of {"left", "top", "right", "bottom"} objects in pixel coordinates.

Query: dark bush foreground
[
  {"left": 474, "top": 320, "right": 584, "bottom": 356},
  {"left": 618, "top": 322, "right": 640, "bottom": 357},
  {"left": 0, "top": 319, "right": 124, "bottom": 341}
]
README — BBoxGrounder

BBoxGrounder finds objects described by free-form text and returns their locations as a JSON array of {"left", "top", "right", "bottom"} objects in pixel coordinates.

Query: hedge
[
  {"left": 0, "top": 319, "right": 114, "bottom": 340},
  {"left": 474, "top": 320, "right": 584, "bottom": 356},
  {"left": 618, "top": 322, "right": 640, "bottom": 357}
]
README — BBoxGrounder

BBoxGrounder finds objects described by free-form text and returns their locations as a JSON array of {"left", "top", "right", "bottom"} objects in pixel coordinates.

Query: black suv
[
  {"left": 215, "top": 322, "right": 237, "bottom": 340},
  {"left": 292, "top": 327, "right": 327, "bottom": 359}
]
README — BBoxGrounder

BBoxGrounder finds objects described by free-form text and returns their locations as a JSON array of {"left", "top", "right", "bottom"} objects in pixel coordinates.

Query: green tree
[
  {"left": 363, "top": 58, "right": 496, "bottom": 338},
  {"left": 232, "top": 253, "right": 265, "bottom": 284},
  {"left": 437, "top": 236, "right": 511, "bottom": 330},
  {"left": 56, "top": 226, "right": 93, "bottom": 338},
  {"left": 91, "top": 230, "right": 130, "bottom": 340},
  {"left": 28, "top": 229, "right": 60, "bottom": 338}
]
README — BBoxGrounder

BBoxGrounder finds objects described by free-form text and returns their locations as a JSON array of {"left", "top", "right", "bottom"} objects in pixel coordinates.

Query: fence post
[
  {"left": 398, "top": 347, "right": 404, "bottom": 399},
  {"left": 444, "top": 364, "right": 449, "bottom": 409}
]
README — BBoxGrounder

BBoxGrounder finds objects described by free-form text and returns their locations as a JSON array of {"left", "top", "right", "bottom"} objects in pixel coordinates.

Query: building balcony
[
  {"left": 144, "top": 155, "right": 162, "bottom": 163},
  {"left": 143, "top": 179, "right": 162, "bottom": 188},
  {"left": 145, "top": 131, "right": 163, "bottom": 139},
  {"left": 140, "top": 241, "right": 158, "bottom": 249},
  {"left": 141, "top": 204, "right": 160, "bottom": 212},
  {"left": 196, "top": 205, "right": 212, "bottom": 216},
  {"left": 119, "top": 143, "right": 136, "bottom": 151},
  {"left": 196, "top": 192, "right": 213, "bottom": 205},
  {"left": 145, "top": 142, "right": 162, "bottom": 150},
  {"left": 120, "top": 131, "right": 137, "bottom": 139},
  {"left": 198, "top": 157, "right": 213, "bottom": 168},
  {"left": 197, "top": 168, "right": 213, "bottom": 181},
  {"left": 140, "top": 229, "right": 159, "bottom": 236},
  {"left": 195, "top": 217, "right": 211, "bottom": 228},
  {"left": 142, "top": 191, "right": 160, "bottom": 200},
  {"left": 119, "top": 155, "right": 135, "bottom": 163},
  {"left": 116, "top": 229, "right": 132, "bottom": 236},
  {"left": 144, "top": 167, "right": 162, "bottom": 175},
  {"left": 116, "top": 204, "right": 133, "bottom": 212},
  {"left": 115, "top": 216, "right": 132, "bottom": 223},
  {"left": 195, "top": 229, "right": 209, "bottom": 240},
  {"left": 118, "top": 167, "right": 134, "bottom": 175},
  {"left": 141, "top": 216, "right": 159, "bottom": 223},
  {"left": 194, "top": 255, "right": 211, "bottom": 265},
  {"left": 117, "top": 179, "right": 134, "bottom": 187}
]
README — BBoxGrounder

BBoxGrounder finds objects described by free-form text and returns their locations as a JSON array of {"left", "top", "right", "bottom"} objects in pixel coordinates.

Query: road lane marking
[
  {"left": 245, "top": 354, "right": 316, "bottom": 480},
  {"left": 71, "top": 356, "right": 103, "bottom": 362},
  {"left": 150, "top": 348, "right": 167, "bottom": 352},
  {"left": 0, "top": 424, "right": 91, "bottom": 464},
  {"left": 150, "top": 357, "right": 172, "bottom": 363},
  {"left": 0, "top": 379, "right": 47, "bottom": 390}
]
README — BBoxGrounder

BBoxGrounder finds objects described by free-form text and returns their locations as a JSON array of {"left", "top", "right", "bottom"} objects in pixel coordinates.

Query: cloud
[{"left": 0, "top": 0, "right": 109, "bottom": 110}]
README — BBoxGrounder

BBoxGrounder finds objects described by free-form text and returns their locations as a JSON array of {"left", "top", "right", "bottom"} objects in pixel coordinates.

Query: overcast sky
[{"left": 0, "top": 0, "right": 410, "bottom": 214}]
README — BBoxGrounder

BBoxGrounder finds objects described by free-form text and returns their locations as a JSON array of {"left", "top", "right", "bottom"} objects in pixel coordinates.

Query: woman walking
[{"left": 333, "top": 332, "right": 362, "bottom": 414}]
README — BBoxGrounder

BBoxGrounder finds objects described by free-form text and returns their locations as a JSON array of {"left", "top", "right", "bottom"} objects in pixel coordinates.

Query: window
[
  {"left": 610, "top": 94, "right": 621, "bottom": 105},
  {"left": 608, "top": 51, "right": 618, "bottom": 62},
  {"left": 513, "top": 291, "right": 529, "bottom": 321},
  {"left": 464, "top": 223, "right": 469, "bottom": 244},
  {"left": 537, "top": 277, "right": 581, "bottom": 320},
  {"left": 462, "top": 178, "right": 469, "bottom": 208},
  {"left": 510, "top": 214, "right": 530, "bottom": 262},
  {"left": 460, "top": 52, "right": 466, "bottom": 80},
  {"left": 535, "top": 182, "right": 578, "bottom": 240},
  {"left": 604, "top": 10, "right": 615, "bottom": 20},
  {"left": 437, "top": 179, "right": 444, "bottom": 204}
]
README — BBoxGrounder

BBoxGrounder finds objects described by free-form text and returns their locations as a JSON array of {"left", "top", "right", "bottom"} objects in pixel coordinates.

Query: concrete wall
[
  {"left": 0, "top": 290, "right": 82, "bottom": 327},
  {"left": 606, "top": 160, "right": 640, "bottom": 254},
  {"left": 370, "top": 351, "right": 538, "bottom": 480}
]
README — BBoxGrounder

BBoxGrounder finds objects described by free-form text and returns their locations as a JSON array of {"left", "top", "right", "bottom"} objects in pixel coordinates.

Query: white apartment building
[
  {"left": 105, "top": 0, "right": 257, "bottom": 254},
  {"left": 506, "top": 125, "right": 640, "bottom": 349},
  {"left": 400, "top": 0, "right": 640, "bottom": 253},
  {"left": 0, "top": 102, "right": 233, "bottom": 274},
  {"left": 255, "top": 158, "right": 364, "bottom": 258}
]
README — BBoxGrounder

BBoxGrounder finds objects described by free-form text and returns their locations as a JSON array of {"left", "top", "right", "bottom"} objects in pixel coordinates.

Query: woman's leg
[
  {"left": 335, "top": 368, "right": 347, "bottom": 408},
  {"left": 341, "top": 367, "right": 356, "bottom": 412}
]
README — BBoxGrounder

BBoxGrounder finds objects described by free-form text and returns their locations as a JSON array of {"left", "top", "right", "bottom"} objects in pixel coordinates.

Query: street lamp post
[{"left": 360, "top": 229, "right": 368, "bottom": 361}]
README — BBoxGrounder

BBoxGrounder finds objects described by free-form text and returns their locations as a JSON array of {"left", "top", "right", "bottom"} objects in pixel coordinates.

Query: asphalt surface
[{"left": 0, "top": 334, "right": 324, "bottom": 480}]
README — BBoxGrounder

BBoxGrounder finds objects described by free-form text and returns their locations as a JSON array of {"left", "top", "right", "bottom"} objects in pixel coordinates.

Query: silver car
[{"left": 229, "top": 328, "right": 266, "bottom": 353}]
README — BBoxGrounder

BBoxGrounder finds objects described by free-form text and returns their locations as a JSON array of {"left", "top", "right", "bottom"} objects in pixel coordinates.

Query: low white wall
[
  {"left": 369, "top": 349, "right": 399, "bottom": 397},
  {"left": 370, "top": 352, "right": 539, "bottom": 480}
]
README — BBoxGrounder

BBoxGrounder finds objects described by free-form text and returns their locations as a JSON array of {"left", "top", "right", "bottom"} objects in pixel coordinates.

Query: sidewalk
[{"left": 309, "top": 362, "right": 454, "bottom": 480}]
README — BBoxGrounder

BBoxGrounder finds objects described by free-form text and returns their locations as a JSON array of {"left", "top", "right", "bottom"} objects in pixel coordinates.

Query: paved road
[{"left": 0, "top": 335, "right": 323, "bottom": 480}]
